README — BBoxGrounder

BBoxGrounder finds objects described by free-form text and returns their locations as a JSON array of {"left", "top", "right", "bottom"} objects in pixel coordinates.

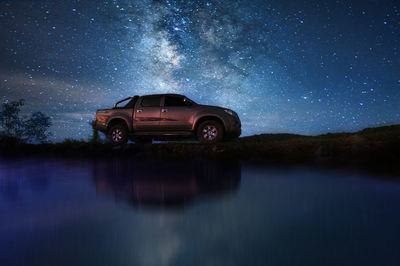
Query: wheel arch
[
  {"left": 107, "top": 117, "right": 130, "bottom": 133},
  {"left": 194, "top": 115, "right": 226, "bottom": 134}
]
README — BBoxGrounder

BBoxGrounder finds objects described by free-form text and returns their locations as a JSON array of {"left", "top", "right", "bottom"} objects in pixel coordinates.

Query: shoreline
[{"left": 1, "top": 125, "right": 399, "bottom": 175}]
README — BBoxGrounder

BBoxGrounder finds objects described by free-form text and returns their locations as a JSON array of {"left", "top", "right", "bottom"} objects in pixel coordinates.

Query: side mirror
[{"left": 183, "top": 98, "right": 192, "bottom": 107}]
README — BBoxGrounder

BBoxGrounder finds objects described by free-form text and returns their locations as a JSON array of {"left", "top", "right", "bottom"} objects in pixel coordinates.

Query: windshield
[{"left": 184, "top": 97, "right": 196, "bottom": 105}]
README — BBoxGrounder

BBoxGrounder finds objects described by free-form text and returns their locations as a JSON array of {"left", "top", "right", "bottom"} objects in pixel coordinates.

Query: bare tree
[
  {"left": 24, "top": 112, "right": 52, "bottom": 143},
  {"left": 0, "top": 99, "right": 51, "bottom": 143},
  {"left": 0, "top": 99, "right": 25, "bottom": 138}
]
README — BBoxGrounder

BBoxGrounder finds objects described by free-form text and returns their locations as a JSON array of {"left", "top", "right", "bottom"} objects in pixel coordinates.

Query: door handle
[
  {"left": 137, "top": 109, "right": 143, "bottom": 113},
  {"left": 161, "top": 108, "right": 168, "bottom": 113}
]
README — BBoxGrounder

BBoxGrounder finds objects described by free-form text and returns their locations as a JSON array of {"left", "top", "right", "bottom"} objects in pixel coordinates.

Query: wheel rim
[
  {"left": 202, "top": 125, "right": 218, "bottom": 141},
  {"left": 112, "top": 128, "right": 123, "bottom": 142}
]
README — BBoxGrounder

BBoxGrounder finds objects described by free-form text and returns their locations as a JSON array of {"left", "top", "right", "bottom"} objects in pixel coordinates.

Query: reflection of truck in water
[
  {"left": 94, "top": 94, "right": 241, "bottom": 144},
  {"left": 93, "top": 159, "right": 241, "bottom": 209}
]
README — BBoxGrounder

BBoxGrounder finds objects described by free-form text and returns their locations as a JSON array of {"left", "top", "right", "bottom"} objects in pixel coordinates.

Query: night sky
[{"left": 1, "top": 0, "right": 399, "bottom": 141}]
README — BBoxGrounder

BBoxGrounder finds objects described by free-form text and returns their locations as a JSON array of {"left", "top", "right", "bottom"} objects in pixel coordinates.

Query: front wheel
[
  {"left": 196, "top": 120, "right": 224, "bottom": 143},
  {"left": 108, "top": 124, "right": 128, "bottom": 145}
]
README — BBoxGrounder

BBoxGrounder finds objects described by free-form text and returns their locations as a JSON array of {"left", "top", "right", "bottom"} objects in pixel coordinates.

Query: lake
[{"left": 1, "top": 157, "right": 400, "bottom": 266}]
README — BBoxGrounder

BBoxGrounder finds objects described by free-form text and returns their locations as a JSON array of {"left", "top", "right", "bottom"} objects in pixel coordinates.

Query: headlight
[{"left": 224, "top": 109, "right": 234, "bottom": 116}]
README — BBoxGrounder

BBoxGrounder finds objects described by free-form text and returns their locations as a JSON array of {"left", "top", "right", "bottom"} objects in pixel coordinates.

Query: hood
[{"left": 197, "top": 104, "right": 227, "bottom": 111}]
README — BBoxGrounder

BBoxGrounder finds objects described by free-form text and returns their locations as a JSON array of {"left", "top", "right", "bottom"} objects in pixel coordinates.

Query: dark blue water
[{"left": 1, "top": 157, "right": 400, "bottom": 266}]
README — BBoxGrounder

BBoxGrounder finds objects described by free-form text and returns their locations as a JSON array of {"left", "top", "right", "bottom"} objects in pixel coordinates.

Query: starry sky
[{"left": 1, "top": 0, "right": 399, "bottom": 141}]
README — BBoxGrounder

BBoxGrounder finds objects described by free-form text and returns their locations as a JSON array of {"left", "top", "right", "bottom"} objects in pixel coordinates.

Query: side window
[
  {"left": 141, "top": 96, "right": 161, "bottom": 107},
  {"left": 164, "top": 96, "right": 187, "bottom": 107}
]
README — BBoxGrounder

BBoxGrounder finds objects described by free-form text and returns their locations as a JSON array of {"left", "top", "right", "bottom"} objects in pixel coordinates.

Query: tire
[
  {"left": 196, "top": 120, "right": 224, "bottom": 143},
  {"left": 108, "top": 124, "right": 128, "bottom": 145}
]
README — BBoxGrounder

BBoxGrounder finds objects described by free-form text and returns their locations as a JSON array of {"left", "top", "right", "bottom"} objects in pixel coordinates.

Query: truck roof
[{"left": 137, "top": 93, "right": 186, "bottom": 97}]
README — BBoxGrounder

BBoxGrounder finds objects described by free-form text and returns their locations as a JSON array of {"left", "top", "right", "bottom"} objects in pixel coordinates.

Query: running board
[{"left": 131, "top": 131, "right": 193, "bottom": 136}]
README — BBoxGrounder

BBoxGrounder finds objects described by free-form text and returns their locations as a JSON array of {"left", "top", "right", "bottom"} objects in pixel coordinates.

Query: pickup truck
[{"left": 95, "top": 94, "right": 241, "bottom": 145}]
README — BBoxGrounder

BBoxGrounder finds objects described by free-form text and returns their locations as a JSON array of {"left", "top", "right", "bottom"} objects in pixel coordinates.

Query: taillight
[{"left": 96, "top": 113, "right": 106, "bottom": 122}]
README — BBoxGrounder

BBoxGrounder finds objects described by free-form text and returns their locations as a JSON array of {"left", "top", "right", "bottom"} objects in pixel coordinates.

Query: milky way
[{"left": 0, "top": 0, "right": 399, "bottom": 141}]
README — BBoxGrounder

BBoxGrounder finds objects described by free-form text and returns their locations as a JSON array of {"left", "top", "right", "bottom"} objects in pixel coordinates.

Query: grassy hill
[
  {"left": 153, "top": 125, "right": 399, "bottom": 161},
  {"left": 1, "top": 125, "right": 399, "bottom": 168}
]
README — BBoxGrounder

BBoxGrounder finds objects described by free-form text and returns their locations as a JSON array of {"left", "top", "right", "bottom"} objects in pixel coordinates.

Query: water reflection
[
  {"left": 93, "top": 158, "right": 241, "bottom": 209},
  {"left": 0, "top": 158, "right": 50, "bottom": 201},
  {"left": 2, "top": 158, "right": 400, "bottom": 266}
]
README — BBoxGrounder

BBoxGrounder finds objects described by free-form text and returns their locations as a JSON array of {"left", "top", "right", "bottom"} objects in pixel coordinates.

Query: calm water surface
[{"left": 1, "top": 157, "right": 400, "bottom": 266}]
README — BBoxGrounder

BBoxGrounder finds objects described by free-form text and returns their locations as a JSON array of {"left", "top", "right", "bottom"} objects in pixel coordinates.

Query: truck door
[
  {"left": 134, "top": 95, "right": 162, "bottom": 131},
  {"left": 160, "top": 95, "right": 193, "bottom": 131}
]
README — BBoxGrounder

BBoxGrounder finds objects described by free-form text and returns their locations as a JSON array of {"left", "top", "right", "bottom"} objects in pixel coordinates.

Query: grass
[
  {"left": 152, "top": 125, "right": 400, "bottom": 166},
  {"left": 1, "top": 125, "right": 399, "bottom": 168}
]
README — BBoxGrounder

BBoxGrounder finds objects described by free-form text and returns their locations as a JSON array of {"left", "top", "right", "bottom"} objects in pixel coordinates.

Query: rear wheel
[
  {"left": 109, "top": 124, "right": 128, "bottom": 145},
  {"left": 196, "top": 120, "right": 224, "bottom": 143}
]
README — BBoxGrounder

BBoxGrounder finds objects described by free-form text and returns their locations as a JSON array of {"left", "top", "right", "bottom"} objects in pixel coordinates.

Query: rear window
[
  {"left": 141, "top": 96, "right": 161, "bottom": 107},
  {"left": 124, "top": 96, "right": 138, "bottom": 108}
]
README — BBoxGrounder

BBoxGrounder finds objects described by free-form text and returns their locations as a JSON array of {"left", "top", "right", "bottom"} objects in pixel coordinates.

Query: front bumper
[
  {"left": 95, "top": 120, "right": 108, "bottom": 133},
  {"left": 225, "top": 116, "right": 242, "bottom": 138}
]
